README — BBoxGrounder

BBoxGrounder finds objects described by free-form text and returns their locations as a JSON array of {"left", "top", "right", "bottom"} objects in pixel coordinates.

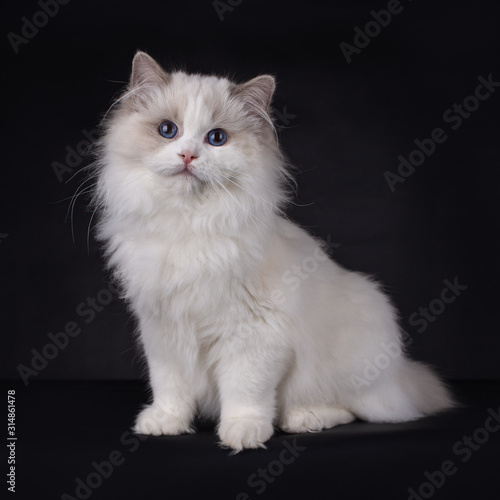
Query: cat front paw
[
  {"left": 218, "top": 416, "right": 273, "bottom": 452},
  {"left": 133, "top": 405, "right": 194, "bottom": 435}
]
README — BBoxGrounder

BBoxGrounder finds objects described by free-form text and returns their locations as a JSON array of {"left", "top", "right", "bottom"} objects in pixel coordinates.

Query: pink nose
[{"left": 178, "top": 151, "right": 198, "bottom": 165}]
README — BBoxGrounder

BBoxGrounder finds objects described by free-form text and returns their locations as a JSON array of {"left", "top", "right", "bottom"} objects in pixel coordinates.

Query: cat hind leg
[{"left": 280, "top": 405, "right": 355, "bottom": 434}]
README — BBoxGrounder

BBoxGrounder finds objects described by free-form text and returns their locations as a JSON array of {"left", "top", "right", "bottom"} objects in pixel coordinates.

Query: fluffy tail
[
  {"left": 402, "top": 360, "right": 455, "bottom": 415},
  {"left": 350, "top": 359, "right": 456, "bottom": 423}
]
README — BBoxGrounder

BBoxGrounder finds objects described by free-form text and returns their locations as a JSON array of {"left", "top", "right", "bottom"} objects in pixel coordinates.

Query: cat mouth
[{"left": 171, "top": 165, "right": 201, "bottom": 180}]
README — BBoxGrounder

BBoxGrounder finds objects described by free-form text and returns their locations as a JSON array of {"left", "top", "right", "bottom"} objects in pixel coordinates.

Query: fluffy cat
[{"left": 92, "top": 51, "right": 454, "bottom": 451}]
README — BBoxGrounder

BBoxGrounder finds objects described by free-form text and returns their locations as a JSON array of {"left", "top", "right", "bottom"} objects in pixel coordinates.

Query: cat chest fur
[{"left": 111, "top": 224, "right": 265, "bottom": 325}]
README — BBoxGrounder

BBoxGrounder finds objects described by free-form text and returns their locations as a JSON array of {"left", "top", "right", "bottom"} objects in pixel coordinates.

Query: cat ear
[
  {"left": 127, "top": 51, "right": 169, "bottom": 107},
  {"left": 232, "top": 75, "right": 276, "bottom": 120}
]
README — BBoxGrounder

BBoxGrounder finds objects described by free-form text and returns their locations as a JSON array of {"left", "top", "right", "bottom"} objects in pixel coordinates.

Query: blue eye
[
  {"left": 207, "top": 128, "right": 227, "bottom": 146},
  {"left": 158, "top": 120, "right": 178, "bottom": 139}
]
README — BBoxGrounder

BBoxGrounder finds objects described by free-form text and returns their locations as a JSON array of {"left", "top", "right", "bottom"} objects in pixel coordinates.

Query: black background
[
  {"left": 2, "top": 0, "right": 499, "bottom": 381},
  {"left": 2, "top": 1, "right": 500, "bottom": 499}
]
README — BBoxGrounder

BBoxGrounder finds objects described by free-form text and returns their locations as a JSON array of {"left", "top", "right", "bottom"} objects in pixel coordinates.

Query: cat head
[{"left": 99, "top": 51, "right": 289, "bottom": 216}]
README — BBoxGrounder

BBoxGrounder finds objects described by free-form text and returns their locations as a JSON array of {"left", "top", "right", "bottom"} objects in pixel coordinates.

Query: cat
[{"left": 92, "top": 51, "right": 454, "bottom": 451}]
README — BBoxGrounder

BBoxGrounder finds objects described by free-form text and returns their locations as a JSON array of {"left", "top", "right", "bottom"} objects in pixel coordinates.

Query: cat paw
[
  {"left": 280, "top": 406, "right": 355, "bottom": 433},
  {"left": 133, "top": 405, "right": 194, "bottom": 435},
  {"left": 218, "top": 416, "right": 273, "bottom": 452}
]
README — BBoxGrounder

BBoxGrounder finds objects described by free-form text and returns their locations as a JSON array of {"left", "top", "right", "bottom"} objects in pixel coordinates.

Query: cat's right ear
[{"left": 126, "top": 51, "right": 169, "bottom": 109}]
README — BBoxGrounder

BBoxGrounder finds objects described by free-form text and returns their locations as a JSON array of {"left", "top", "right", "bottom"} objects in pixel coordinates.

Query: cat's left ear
[{"left": 232, "top": 75, "right": 276, "bottom": 119}]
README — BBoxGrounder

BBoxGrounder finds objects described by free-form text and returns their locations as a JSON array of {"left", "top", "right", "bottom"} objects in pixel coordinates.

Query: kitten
[{"left": 93, "top": 51, "right": 454, "bottom": 451}]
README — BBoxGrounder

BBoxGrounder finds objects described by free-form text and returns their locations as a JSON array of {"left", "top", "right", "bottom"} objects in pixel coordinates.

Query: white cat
[{"left": 93, "top": 51, "right": 454, "bottom": 451}]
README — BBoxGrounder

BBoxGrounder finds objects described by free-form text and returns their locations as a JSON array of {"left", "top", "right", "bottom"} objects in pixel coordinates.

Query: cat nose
[{"left": 178, "top": 151, "right": 198, "bottom": 165}]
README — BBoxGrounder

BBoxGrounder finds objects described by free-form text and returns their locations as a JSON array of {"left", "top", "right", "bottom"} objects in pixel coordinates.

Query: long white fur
[{"left": 93, "top": 51, "right": 454, "bottom": 451}]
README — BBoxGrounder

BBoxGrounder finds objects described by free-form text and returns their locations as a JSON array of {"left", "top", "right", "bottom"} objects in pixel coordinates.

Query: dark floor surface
[{"left": 3, "top": 380, "right": 499, "bottom": 499}]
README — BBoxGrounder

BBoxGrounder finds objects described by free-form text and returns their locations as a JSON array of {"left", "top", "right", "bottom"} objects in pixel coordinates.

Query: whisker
[
  {"left": 64, "top": 163, "right": 96, "bottom": 185},
  {"left": 217, "top": 173, "right": 290, "bottom": 222},
  {"left": 101, "top": 83, "right": 158, "bottom": 122},
  {"left": 66, "top": 177, "right": 98, "bottom": 222},
  {"left": 68, "top": 167, "right": 150, "bottom": 245},
  {"left": 69, "top": 184, "right": 97, "bottom": 242},
  {"left": 220, "top": 171, "right": 289, "bottom": 204},
  {"left": 87, "top": 201, "right": 104, "bottom": 255},
  {"left": 65, "top": 175, "right": 100, "bottom": 242},
  {"left": 48, "top": 176, "right": 98, "bottom": 207},
  {"left": 212, "top": 177, "right": 270, "bottom": 234}
]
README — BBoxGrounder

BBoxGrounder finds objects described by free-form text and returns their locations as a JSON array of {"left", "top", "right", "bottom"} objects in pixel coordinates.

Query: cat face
[{"left": 103, "top": 52, "right": 281, "bottom": 201}]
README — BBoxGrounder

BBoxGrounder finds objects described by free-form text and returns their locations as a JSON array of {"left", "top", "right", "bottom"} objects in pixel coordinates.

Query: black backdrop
[{"left": 2, "top": 0, "right": 499, "bottom": 383}]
